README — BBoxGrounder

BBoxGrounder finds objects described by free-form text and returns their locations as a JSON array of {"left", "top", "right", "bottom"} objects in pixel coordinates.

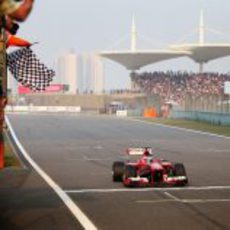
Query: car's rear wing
[{"left": 127, "top": 147, "right": 152, "bottom": 155}]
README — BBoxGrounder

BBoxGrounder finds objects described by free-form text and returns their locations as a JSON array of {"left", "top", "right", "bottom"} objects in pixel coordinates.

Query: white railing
[{"left": 6, "top": 105, "right": 81, "bottom": 113}]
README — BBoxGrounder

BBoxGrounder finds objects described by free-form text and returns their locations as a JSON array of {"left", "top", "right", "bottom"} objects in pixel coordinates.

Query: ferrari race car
[{"left": 112, "top": 147, "right": 188, "bottom": 187}]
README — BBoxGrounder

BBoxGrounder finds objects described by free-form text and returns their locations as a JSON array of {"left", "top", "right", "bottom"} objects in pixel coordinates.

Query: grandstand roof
[
  {"left": 100, "top": 50, "right": 190, "bottom": 70},
  {"left": 100, "top": 13, "right": 230, "bottom": 71},
  {"left": 170, "top": 43, "right": 230, "bottom": 63}
]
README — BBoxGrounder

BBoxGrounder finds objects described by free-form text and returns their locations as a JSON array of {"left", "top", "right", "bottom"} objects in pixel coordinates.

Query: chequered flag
[{"left": 7, "top": 47, "right": 55, "bottom": 91}]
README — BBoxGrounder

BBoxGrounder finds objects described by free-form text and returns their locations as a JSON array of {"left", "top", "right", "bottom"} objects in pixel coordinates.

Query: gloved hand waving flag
[{"left": 6, "top": 32, "right": 32, "bottom": 48}]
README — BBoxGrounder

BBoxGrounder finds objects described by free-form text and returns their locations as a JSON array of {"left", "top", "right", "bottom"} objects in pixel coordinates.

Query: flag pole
[{"left": 0, "top": 16, "right": 7, "bottom": 169}]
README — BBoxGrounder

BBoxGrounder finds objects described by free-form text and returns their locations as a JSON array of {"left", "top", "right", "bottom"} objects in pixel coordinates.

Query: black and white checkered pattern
[{"left": 7, "top": 47, "right": 55, "bottom": 91}]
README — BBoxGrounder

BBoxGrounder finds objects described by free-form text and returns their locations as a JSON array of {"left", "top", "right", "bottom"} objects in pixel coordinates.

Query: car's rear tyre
[
  {"left": 174, "top": 163, "right": 186, "bottom": 176},
  {"left": 174, "top": 163, "right": 188, "bottom": 184},
  {"left": 112, "top": 161, "right": 125, "bottom": 182}
]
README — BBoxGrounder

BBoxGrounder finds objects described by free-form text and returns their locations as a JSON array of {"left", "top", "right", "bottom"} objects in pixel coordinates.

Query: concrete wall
[{"left": 19, "top": 94, "right": 148, "bottom": 110}]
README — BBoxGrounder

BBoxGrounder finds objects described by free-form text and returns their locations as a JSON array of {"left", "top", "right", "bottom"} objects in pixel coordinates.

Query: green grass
[
  {"left": 141, "top": 118, "right": 230, "bottom": 137},
  {"left": 3, "top": 132, "right": 21, "bottom": 168}
]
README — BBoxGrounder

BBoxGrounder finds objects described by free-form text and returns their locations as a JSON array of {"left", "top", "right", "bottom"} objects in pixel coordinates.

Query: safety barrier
[
  {"left": 116, "top": 110, "right": 128, "bottom": 117},
  {"left": 5, "top": 106, "right": 81, "bottom": 113},
  {"left": 170, "top": 111, "right": 230, "bottom": 126}
]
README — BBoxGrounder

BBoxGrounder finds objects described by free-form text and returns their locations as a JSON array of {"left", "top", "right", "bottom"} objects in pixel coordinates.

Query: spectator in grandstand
[{"left": 132, "top": 71, "right": 230, "bottom": 105}]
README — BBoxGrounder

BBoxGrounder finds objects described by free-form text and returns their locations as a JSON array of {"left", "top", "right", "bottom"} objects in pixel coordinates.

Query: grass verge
[
  {"left": 140, "top": 118, "right": 230, "bottom": 137},
  {"left": 4, "top": 131, "right": 21, "bottom": 168}
]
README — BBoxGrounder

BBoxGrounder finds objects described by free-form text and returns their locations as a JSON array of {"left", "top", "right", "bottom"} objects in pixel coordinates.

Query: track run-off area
[{"left": 7, "top": 113, "right": 230, "bottom": 230}]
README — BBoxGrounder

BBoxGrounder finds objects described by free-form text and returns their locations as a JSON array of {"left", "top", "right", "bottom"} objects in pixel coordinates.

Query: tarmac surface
[{"left": 1, "top": 113, "right": 230, "bottom": 230}]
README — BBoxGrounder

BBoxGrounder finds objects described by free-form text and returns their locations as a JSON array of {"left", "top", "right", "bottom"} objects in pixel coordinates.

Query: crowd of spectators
[{"left": 131, "top": 71, "right": 230, "bottom": 104}]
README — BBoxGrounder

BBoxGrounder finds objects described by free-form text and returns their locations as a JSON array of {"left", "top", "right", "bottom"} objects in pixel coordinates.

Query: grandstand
[
  {"left": 131, "top": 71, "right": 230, "bottom": 104},
  {"left": 129, "top": 71, "right": 230, "bottom": 125}
]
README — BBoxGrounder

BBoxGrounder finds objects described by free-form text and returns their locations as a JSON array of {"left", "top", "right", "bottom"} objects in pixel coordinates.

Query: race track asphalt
[{"left": 3, "top": 113, "right": 230, "bottom": 230}]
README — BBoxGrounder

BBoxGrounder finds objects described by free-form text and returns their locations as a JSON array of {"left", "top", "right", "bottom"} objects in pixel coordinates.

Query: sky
[{"left": 16, "top": 0, "right": 230, "bottom": 90}]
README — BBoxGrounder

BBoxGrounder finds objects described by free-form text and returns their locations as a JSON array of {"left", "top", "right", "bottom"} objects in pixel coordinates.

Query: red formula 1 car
[{"left": 112, "top": 147, "right": 188, "bottom": 187}]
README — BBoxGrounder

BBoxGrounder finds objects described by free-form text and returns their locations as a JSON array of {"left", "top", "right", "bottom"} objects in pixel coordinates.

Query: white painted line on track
[
  {"left": 127, "top": 117, "right": 230, "bottom": 140},
  {"left": 83, "top": 156, "right": 115, "bottom": 161},
  {"left": 137, "top": 192, "right": 230, "bottom": 204},
  {"left": 181, "top": 199, "right": 230, "bottom": 203},
  {"left": 5, "top": 116, "right": 97, "bottom": 230},
  {"left": 64, "top": 185, "right": 230, "bottom": 194},
  {"left": 136, "top": 199, "right": 230, "bottom": 204},
  {"left": 164, "top": 192, "right": 181, "bottom": 201},
  {"left": 211, "top": 149, "right": 229, "bottom": 153},
  {"left": 136, "top": 199, "right": 175, "bottom": 204}
]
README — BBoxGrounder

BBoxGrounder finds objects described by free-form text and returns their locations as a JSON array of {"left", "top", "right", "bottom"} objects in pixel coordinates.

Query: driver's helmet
[{"left": 143, "top": 148, "right": 151, "bottom": 157}]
